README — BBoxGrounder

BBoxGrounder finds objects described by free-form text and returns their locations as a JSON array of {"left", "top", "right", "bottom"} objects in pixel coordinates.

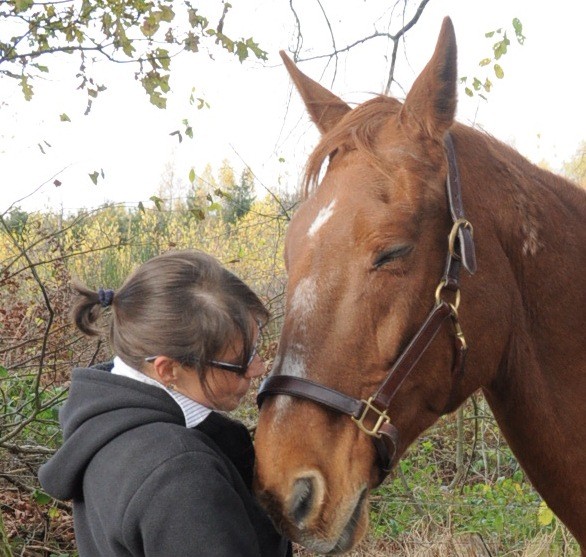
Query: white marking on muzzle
[{"left": 308, "top": 199, "right": 336, "bottom": 237}]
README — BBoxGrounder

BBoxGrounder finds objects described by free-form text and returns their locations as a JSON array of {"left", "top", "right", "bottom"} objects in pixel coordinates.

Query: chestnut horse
[{"left": 254, "top": 17, "right": 586, "bottom": 555}]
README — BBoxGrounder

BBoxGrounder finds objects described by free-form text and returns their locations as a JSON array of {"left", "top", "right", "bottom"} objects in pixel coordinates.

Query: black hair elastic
[{"left": 98, "top": 287, "right": 115, "bottom": 308}]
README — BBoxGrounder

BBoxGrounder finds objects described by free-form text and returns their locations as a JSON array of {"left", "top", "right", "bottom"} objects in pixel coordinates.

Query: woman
[{"left": 39, "top": 250, "right": 291, "bottom": 557}]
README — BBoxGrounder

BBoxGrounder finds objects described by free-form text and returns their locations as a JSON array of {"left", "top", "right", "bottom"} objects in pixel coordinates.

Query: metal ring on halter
[
  {"left": 434, "top": 280, "right": 461, "bottom": 310},
  {"left": 448, "top": 218, "right": 473, "bottom": 259}
]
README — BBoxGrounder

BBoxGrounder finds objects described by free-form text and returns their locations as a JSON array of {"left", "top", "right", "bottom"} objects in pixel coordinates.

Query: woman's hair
[{"left": 71, "top": 250, "right": 269, "bottom": 390}]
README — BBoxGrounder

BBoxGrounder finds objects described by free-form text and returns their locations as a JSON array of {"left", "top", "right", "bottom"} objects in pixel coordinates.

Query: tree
[
  {"left": 222, "top": 167, "right": 256, "bottom": 224},
  {"left": 563, "top": 141, "right": 586, "bottom": 187},
  {"left": 0, "top": 0, "right": 267, "bottom": 110}
]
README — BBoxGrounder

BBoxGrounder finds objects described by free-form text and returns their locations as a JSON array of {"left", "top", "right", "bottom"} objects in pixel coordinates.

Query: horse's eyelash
[{"left": 373, "top": 245, "right": 413, "bottom": 268}]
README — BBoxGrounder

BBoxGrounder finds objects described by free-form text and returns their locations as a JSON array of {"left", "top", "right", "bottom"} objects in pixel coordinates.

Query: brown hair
[{"left": 72, "top": 250, "right": 269, "bottom": 390}]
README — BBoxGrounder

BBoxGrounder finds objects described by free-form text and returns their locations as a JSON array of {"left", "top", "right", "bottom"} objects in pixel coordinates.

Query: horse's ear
[
  {"left": 280, "top": 51, "right": 351, "bottom": 134},
  {"left": 400, "top": 17, "right": 457, "bottom": 138}
]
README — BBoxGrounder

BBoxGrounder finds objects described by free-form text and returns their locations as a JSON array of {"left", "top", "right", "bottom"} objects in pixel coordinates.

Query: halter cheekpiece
[{"left": 257, "top": 132, "right": 477, "bottom": 484}]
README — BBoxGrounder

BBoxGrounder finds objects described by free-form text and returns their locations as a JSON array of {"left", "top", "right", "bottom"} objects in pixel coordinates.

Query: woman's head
[{"left": 72, "top": 250, "right": 269, "bottom": 404}]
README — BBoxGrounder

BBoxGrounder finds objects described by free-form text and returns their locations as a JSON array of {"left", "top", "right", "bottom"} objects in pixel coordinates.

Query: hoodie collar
[{"left": 111, "top": 357, "right": 211, "bottom": 428}]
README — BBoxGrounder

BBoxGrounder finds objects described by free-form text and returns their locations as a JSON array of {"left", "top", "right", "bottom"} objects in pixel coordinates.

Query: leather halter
[{"left": 257, "top": 133, "right": 477, "bottom": 483}]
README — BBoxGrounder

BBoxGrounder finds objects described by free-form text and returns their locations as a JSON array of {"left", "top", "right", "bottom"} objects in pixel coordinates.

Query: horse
[{"left": 253, "top": 16, "right": 586, "bottom": 555}]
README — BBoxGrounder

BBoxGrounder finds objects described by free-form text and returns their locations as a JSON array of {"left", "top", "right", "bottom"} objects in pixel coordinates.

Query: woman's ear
[{"left": 152, "top": 356, "right": 179, "bottom": 387}]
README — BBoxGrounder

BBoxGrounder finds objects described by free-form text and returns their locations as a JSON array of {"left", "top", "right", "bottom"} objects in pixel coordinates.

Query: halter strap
[{"left": 257, "top": 132, "right": 476, "bottom": 482}]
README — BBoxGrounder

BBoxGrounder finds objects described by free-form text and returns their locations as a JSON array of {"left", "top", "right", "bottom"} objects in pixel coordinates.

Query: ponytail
[{"left": 71, "top": 281, "right": 115, "bottom": 337}]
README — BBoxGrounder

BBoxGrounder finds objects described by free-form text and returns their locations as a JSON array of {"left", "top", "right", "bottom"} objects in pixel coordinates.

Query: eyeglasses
[
  {"left": 207, "top": 323, "right": 264, "bottom": 373},
  {"left": 145, "top": 322, "right": 263, "bottom": 375}
]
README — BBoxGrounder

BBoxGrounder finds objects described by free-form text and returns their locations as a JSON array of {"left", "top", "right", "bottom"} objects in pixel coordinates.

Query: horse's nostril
[{"left": 290, "top": 476, "right": 315, "bottom": 526}]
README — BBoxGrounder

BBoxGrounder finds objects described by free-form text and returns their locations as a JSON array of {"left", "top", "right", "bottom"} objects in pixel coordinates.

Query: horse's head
[{"left": 255, "top": 18, "right": 477, "bottom": 553}]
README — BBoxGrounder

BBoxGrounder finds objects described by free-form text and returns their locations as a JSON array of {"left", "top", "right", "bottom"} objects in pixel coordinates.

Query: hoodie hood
[{"left": 39, "top": 366, "right": 183, "bottom": 501}]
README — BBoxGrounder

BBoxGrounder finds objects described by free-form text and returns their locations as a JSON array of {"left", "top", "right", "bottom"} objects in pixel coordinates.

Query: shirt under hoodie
[{"left": 38, "top": 360, "right": 290, "bottom": 557}]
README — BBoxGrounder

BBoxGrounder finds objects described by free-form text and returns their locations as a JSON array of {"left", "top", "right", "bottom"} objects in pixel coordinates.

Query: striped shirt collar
[{"left": 111, "top": 356, "right": 211, "bottom": 428}]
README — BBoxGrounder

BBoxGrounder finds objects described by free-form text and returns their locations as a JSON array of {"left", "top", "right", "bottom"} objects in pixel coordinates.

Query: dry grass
[{"left": 292, "top": 528, "right": 580, "bottom": 557}]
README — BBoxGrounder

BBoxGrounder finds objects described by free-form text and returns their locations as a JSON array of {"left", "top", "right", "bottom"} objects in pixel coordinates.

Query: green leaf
[
  {"left": 141, "top": 15, "right": 160, "bottom": 38},
  {"left": 494, "top": 64, "right": 504, "bottom": 79},
  {"left": 59, "top": 113, "right": 71, "bottom": 122},
  {"left": 216, "top": 32, "right": 234, "bottom": 53},
  {"left": 184, "top": 32, "right": 199, "bottom": 52},
  {"left": 465, "top": 87, "right": 473, "bottom": 97},
  {"left": 479, "top": 58, "right": 491, "bottom": 67},
  {"left": 188, "top": 9, "right": 208, "bottom": 29},
  {"left": 15, "top": 0, "right": 34, "bottom": 13},
  {"left": 512, "top": 17, "right": 525, "bottom": 44},
  {"left": 537, "top": 501, "right": 554, "bottom": 526},
  {"left": 196, "top": 97, "right": 209, "bottom": 110},
  {"left": 20, "top": 75, "right": 33, "bottom": 101},
  {"left": 48, "top": 507, "right": 60, "bottom": 519},
  {"left": 185, "top": 126, "right": 193, "bottom": 139},
  {"left": 141, "top": 71, "right": 168, "bottom": 108},
  {"left": 189, "top": 168, "right": 196, "bottom": 183},
  {"left": 115, "top": 23, "right": 135, "bottom": 57},
  {"left": 235, "top": 41, "right": 248, "bottom": 62},
  {"left": 244, "top": 38, "right": 267, "bottom": 61},
  {"left": 159, "top": 5, "right": 175, "bottom": 23},
  {"left": 150, "top": 195, "right": 164, "bottom": 211},
  {"left": 89, "top": 171, "right": 99, "bottom": 185},
  {"left": 190, "top": 207, "right": 206, "bottom": 221},
  {"left": 32, "top": 489, "right": 52, "bottom": 505},
  {"left": 493, "top": 35, "right": 510, "bottom": 60},
  {"left": 0, "top": 365, "right": 8, "bottom": 378},
  {"left": 138, "top": 201, "right": 145, "bottom": 213},
  {"left": 156, "top": 48, "right": 170, "bottom": 71}
]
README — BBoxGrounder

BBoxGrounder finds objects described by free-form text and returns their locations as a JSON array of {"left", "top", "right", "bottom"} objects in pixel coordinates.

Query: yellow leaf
[{"left": 537, "top": 501, "right": 554, "bottom": 526}]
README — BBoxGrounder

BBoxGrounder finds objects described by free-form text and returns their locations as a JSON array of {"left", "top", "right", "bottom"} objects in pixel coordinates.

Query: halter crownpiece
[{"left": 257, "top": 132, "right": 476, "bottom": 484}]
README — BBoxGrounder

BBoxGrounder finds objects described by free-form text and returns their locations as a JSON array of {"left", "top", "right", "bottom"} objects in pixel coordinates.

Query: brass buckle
[
  {"left": 448, "top": 218, "right": 473, "bottom": 258},
  {"left": 352, "top": 397, "right": 390, "bottom": 439}
]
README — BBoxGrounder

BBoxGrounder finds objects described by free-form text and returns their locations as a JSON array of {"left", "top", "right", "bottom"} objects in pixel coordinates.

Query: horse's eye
[{"left": 373, "top": 245, "right": 413, "bottom": 268}]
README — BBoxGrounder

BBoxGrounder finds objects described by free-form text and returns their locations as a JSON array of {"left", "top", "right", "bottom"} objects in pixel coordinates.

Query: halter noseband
[{"left": 257, "top": 133, "right": 477, "bottom": 483}]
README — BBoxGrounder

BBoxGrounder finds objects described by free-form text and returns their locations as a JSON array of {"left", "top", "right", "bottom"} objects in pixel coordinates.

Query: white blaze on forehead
[
  {"left": 290, "top": 276, "right": 317, "bottom": 322},
  {"left": 272, "top": 349, "right": 308, "bottom": 415},
  {"left": 269, "top": 278, "right": 317, "bottom": 420},
  {"left": 308, "top": 199, "right": 336, "bottom": 237}
]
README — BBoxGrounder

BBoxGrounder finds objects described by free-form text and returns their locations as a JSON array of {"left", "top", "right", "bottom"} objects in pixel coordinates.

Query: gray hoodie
[{"left": 39, "top": 365, "right": 290, "bottom": 557}]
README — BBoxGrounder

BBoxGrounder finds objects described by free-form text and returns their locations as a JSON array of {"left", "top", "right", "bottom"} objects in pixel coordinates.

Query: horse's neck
[{"left": 462, "top": 129, "right": 586, "bottom": 543}]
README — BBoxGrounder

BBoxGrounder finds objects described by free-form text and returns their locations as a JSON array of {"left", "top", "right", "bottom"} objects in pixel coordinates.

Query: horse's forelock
[{"left": 303, "top": 96, "right": 403, "bottom": 197}]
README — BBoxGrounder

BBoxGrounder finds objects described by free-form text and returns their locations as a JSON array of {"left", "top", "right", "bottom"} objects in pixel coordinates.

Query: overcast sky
[{"left": 1, "top": 0, "right": 585, "bottom": 213}]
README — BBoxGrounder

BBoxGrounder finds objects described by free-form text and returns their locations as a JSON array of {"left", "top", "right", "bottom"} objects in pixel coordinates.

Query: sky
[{"left": 1, "top": 0, "right": 585, "bottom": 213}]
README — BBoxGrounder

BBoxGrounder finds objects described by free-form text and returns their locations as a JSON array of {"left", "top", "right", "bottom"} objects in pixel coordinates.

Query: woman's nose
[{"left": 245, "top": 354, "right": 266, "bottom": 379}]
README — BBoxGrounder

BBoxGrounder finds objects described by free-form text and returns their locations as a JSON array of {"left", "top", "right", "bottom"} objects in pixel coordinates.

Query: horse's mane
[
  {"left": 302, "top": 93, "right": 586, "bottom": 237},
  {"left": 303, "top": 96, "right": 403, "bottom": 197}
]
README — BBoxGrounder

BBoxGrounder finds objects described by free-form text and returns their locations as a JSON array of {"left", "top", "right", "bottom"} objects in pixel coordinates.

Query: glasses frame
[{"left": 144, "top": 321, "right": 264, "bottom": 375}]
